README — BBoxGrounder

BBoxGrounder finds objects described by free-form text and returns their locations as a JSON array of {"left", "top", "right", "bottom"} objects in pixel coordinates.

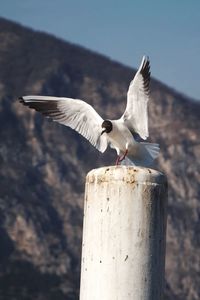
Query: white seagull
[{"left": 19, "top": 56, "right": 159, "bottom": 166}]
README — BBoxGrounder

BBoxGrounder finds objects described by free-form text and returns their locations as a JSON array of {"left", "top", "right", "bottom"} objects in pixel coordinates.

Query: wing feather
[
  {"left": 19, "top": 96, "right": 108, "bottom": 153},
  {"left": 121, "top": 56, "right": 150, "bottom": 140}
]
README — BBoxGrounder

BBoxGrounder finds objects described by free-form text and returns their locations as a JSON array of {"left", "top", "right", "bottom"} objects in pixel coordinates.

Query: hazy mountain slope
[{"left": 0, "top": 17, "right": 200, "bottom": 300}]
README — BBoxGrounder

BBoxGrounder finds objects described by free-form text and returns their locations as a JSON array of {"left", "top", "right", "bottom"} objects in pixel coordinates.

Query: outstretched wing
[
  {"left": 121, "top": 56, "right": 150, "bottom": 140},
  {"left": 19, "top": 95, "right": 108, "bottom": 153}
]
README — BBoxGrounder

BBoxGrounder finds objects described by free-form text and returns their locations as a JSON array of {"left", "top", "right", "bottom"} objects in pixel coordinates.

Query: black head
[{"left": 101, "top": 120, "right": 113, "bottom": 135}]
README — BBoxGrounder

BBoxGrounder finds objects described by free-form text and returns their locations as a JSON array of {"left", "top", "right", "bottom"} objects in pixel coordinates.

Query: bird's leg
[
  {"left": 116, "top": 156, "right": 121, "bottom": 165},
  {"left": 115, "top": 149, "right": 128, "bottom": 165},
  {"left": 115, "top": 148, "right": 121, "bottom": 166},
  {"left": 119, "top": 149, "right": 128, "bottom": 162}
]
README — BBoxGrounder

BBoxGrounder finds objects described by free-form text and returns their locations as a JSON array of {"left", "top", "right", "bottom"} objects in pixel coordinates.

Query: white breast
[{"left": 107, "top": 120, "right": 135, "bottom": 153}]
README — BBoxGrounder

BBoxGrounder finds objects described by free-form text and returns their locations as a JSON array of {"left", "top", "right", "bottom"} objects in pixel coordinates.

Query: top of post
[{"left": 86, "top": 166, "right": 167, "bottom": 186}]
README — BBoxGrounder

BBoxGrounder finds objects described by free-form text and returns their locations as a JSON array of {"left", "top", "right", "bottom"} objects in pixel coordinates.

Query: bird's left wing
[
  {"left": 19, "top": 95, "right": 108, "bottom": 153},
  {"left": 121, "top": 56, "right": 150, "bottom": 140}
]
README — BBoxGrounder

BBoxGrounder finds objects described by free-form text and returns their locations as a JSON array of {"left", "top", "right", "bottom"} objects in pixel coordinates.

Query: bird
[{"left": 19, "top": 56, "right": 159, "bottom": 166}]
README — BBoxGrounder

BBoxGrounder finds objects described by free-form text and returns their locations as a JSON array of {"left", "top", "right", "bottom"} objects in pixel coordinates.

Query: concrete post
[{"left": 80, "top": 166, "right": 167, "bottom": 300}]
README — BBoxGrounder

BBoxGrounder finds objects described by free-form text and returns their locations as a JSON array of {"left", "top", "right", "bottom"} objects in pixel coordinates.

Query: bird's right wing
[
  {"left": 20, "top": 95, "right": 108, "bottom": 153},
  {"left": 121, "top": 56, "right": 150, "bottom": 140}
]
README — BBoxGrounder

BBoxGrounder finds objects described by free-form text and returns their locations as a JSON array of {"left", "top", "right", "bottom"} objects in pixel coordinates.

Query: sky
[{"left": 1, "top": 0, "right": 200, "bottom": 100}]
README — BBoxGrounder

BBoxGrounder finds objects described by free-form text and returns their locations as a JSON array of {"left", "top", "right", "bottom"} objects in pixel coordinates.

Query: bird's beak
[{"left": 101, "top": 129, "right": 106, "bottom": 135}]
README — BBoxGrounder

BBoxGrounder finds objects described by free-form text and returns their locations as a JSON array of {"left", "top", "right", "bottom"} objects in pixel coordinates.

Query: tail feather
[{"left": 122, "top": 142, "right": 160, "bottom": 167}]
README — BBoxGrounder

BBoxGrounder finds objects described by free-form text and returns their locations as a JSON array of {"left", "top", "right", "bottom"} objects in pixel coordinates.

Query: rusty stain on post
[{"left": 80, "top": 166, "right": 167, "bottom": 300}]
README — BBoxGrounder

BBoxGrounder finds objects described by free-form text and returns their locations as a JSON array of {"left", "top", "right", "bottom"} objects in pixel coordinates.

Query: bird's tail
[{"left": 122, "top": 143, "right": 160, "bottom": 167}]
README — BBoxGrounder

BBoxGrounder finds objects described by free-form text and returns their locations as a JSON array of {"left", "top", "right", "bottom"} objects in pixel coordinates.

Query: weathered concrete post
[{"left": 79, "top": 166, "right": 167, "bottom": 300}]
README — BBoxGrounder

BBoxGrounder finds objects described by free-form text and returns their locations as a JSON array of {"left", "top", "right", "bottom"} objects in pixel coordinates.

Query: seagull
[{"left": 19, "top": 56, "right": 159, "bottom": 166}]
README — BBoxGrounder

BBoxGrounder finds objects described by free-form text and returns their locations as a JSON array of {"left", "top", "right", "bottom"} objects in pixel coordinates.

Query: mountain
[{"left": 0, "top": 17, "right": 200, "bottom": 300}]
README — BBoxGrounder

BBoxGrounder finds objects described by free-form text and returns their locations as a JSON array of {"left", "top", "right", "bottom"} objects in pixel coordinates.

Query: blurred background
[
  {"left": 0, "top": 1, "right": 200, "bottom": 299},
  {"left": 1, "top": 0, "right": 200, "bottom": 100}
]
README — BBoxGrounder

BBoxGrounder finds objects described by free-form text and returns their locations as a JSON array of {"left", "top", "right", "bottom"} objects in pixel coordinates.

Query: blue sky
[{"left": 1, "top": 0, "right": 200, "bottom": 100}]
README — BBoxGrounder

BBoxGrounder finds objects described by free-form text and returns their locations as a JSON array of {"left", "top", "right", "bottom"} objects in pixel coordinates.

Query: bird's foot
[{"left": 115, "top": 150, "right": 128, "bottom": 165}]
